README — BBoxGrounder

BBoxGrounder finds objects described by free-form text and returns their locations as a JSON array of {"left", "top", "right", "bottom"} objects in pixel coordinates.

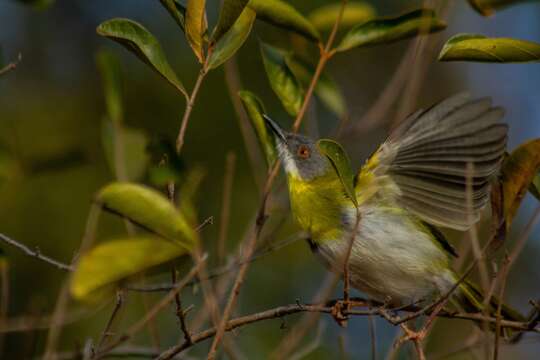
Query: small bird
[{"left": 265, "top": 93, "right": 522, "bottom": 324}]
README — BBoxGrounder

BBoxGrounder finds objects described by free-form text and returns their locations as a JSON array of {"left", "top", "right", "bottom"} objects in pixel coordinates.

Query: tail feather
[{"left": 456, "top": 279, "right": 525, "bottom": 338}]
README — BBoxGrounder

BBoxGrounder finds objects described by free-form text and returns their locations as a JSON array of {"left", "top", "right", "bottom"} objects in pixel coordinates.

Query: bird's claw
[{"left": 331, "top": 300, "right": 350, "bottom": 327}]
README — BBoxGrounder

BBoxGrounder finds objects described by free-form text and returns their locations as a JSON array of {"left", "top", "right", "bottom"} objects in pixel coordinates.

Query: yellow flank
[{"left": 288, "top": 172, "right": 349, "bottom": 242}]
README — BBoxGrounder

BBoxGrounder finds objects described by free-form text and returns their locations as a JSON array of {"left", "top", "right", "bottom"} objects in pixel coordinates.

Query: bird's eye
[{"left": 297, "top": 145, "right": 310, "bottom": 159}]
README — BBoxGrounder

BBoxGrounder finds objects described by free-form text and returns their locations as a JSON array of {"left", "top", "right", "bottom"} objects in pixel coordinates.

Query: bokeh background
[{"left": 1, "top": 0, "right": 540, "bottom": 359}]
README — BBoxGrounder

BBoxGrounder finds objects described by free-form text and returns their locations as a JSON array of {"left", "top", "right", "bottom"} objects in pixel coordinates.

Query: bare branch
[{"left": 0, "top": 233, "right": 73, "bottom": 271}]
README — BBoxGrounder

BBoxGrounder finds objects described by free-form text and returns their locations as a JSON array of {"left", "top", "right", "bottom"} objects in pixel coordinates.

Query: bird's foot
[{"left": 330, "top": 299, "right": 351, "bottom": 327}]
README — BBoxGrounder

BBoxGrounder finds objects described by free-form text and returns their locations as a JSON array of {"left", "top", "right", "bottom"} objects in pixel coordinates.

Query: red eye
[{"left": 297, "top": 145, "right": 310, "bottom": 159}]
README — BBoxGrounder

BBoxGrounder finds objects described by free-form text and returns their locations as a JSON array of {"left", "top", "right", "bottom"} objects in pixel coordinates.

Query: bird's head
[{"left": 263, "top": 115, "right": 332, "bottom": 181}]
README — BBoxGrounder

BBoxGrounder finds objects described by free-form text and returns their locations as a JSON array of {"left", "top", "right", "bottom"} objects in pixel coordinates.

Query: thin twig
[
  {"left": 157, "top": 296, "right": 540, "bottom": 359},
  {"left": 218, "top": 152, "right": 236, "bottom": 263},
  {"left": 368, "top": 313, "right": 377, "bottom": 360},
  {"left": 0, "top": 53, "right": 21, "bottom": 77},
  {"left": 0, "top": 233, "right": 73, "bottom": 271},
  {"left": 95, "top": 291, "right": 124, "bottom": 353},
  {"left": 493, "top": 255, "right": 510, "bottom": 360},
  {"left": 171, "top": 268, "right": 192, "bottom": 345},
  {"left": 223, "top": 57, "right": 265, "bottom": 190},
  {"left": 94, "top": 256, "right": 207, "bottom": 359}
]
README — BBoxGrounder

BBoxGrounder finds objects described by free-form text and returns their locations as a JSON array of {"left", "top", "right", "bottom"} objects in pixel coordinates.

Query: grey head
[{"left": 263, "top": 115, "right": 330, "bottom": 181}]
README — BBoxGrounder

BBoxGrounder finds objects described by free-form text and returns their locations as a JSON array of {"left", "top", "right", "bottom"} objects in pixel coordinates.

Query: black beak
[{"left": 263, "top": 114, "right": 287, "bottom": 143}]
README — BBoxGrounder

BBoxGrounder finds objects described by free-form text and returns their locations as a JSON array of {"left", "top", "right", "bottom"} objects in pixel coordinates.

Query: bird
[{"left": 264, "top": 93, "right": 523, "bottom": 327}]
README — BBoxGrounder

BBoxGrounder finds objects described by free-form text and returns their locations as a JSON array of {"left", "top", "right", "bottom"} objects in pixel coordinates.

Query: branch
[
  {"left": 0, "top": 53, "right": 21, "bottom": 77},
  {"left": 0, "top": 233, "right": 73, "bottom": 271},
  {"left": 157, "top": 297, "right": 540, "bottom": 359}
]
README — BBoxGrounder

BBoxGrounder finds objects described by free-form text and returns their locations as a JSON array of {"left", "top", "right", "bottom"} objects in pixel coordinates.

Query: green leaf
[
  {"left": 96, "top": 18, "right": 186, "bottom": 97},
  {"left": 238, "top": 90, "right": 277, "bottom": 166},
  {"left": 337, "top": 8, "right": 447, "bottom": 52},
  {"left": 500, "top": 139, "right": 540, "bottom": 228},
  {"left": 96, "top": 182, "right": 197, "bottom": 247},
  {"left": 96, "top": 50, "right": 123, "bottom": 125},
  {"left": 213, "top": 0, "right": 250, "bottom": 42},
  {"left": 70, "top": 236, "right": 186, "bottom": 301},
  {"left": 159, "top": 0, "right": 187, "bottom": 31},
  {"left": 186, "top": 0, "right": 207, "bottom": 63},
  {"left": 260, "top": 42, "right": 304, "bottom": 117},
  {"left": 467, "top": 0, "right": 539, "bottom": 16},
  {"left": 317, "top": 139, "right": 357, "bottom": 206},
  {"left": 286, "top": 56, "right": 346, "bottom": 118},
  {"left": 308, "top": 1, "right": 376, "bottom": 31},
  {"left": 101, "top": 121, "right": 150, "bottom": 181},
  {"left": 208, "top": 7, "right": 256, "bottom": 70},
  {"left": 248, "top": 0, "right": 320, "bottom": 42},
  {"left": 438, "top": 34, "right": 540, "bottom": 63}
]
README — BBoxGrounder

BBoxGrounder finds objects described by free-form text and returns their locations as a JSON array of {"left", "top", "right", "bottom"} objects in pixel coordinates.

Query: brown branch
[
  {"left": 171, "top": 268, "right": 192, "bottom": 345},
  {"left": 94, "top": 255, "right": 206, "bottom": 359},
  {"left": 157, "top": 297, "right": 540, "bottom": 359},
  {"left": 0, "top": 53, "right": 21, "bottom": 77},
  {"left": 217, "top": 152, "right": 236, "bottom": 263},
  {"left": 0, "top": 233, "right": 73, "bottom": 272},
  {"left": 95, "top": 291, "right": 124, "bottom": 353}
]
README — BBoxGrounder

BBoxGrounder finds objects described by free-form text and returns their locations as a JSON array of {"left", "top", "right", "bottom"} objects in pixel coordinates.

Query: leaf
[
  {"left": 286, "top": 56, "right": 346, "bottom": 118},
  {"left": 97, "top": 18, "right": 186, "bottom": 97},
  {"left": 186, "top": 0, "right": 207, "bottom": 63},
  {"left": 260, "top": 42, "right": 304, "bottom": 117},
  {"left": 101, "top": 121, "right": 150, "bottom": 181},
  {"left": 159, "top": 0, "right": 187, "bottom": 31},
  {"left": 438, "top": 34, "right": 540, "bottom": 63},
  {"left": 96, "top": 182, "right": 197, "bottom": 247},
  {"left": 337, "top": 8, "right": 447, "bottom": 52},
  {"left": 317, "top": 139, "right": 357, "bottom": 206},
  {"left": 70, "top": 236, "right": 186, "bottom": 301},
  {"left": 308, "top": 1, "right": 376, "bottom": 31},
  {"left": 96, "top": 50, "right": 123, "bottom": 125},
  {"left": 208, "top": 7, "right": 256, "bottom": 70},
  {"left": 530, "top": 172, "right": 540, "bottom": 201},
  {"left": 248, "top": 0, "right": 320, "bottom": 42},
  {"left": 238, "top": 90, "right": 277, "bottom": 166},
  {"left": 213, "top": 0, "right": 250, "bottom": 42},
  {"left": 467, "top": 0, "right": 538, "bottom": 16},
  {"left": 500, "top": 139, "right": 540, "bottom": 228}
]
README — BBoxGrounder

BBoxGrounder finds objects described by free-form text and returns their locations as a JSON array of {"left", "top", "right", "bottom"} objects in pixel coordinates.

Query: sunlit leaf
[
  {"left": 337, "top": 8, "right": 446, "bottom": 52},
  {"left": 70, "top": 236, "right": 186, "bottom": 301},
  {"left": 248, "top": 0, "right": 320, "bottom": 42},
  {"left": 101, "top": 121, "right": 150, "bottom": 181},
  {"left": 96, "top": 50, "right": 123, "bottom": 125},
  {"left": 438, "top": 34, "right": 540, "bottom": 63},
  {"left": 97, "top": 182, "right": 197, "bottom": 247},
  {"left": 97, "top": 18, "right": 186, "bottom": 97},
  {"left": 317, "top": 139, "right": 357, "bottom": 206},
  {"left": 308, "top": 1, "right": 375, "bottom": 31},
  {"left": 186, "top": 0, "right": 207, "bottom": 63},
  {"left": 213, "top": 0, "right": 250, "bottom": 42},
  {"left": 260, "top": 42, "right": 304, "bottom": 117},
  {"left": 286, "top": 56, "right": 346, "bottom": 118},
  {"left": 467, "top": 0, "right": 539, "bottom": 16},
  {"left": 500, "top": 139, "right": 540, "bottom": 228},
  {"left": 238, "top": 90, "right": 277, "bottom": 166},
  {"left": 159, "top": 0, "right": 187, "bottom": 31},
  {"left": 208, "top": 7, "right": 256, "bottom": 70}
]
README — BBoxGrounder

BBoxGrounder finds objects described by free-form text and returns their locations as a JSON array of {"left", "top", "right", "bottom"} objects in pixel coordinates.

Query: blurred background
[{"left": 1, "top": 0, "right": 540, "bottom": 358}]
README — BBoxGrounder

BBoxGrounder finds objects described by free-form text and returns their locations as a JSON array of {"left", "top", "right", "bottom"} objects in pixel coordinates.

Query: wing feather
[{"left": 356, "top": 93, "right": 508, "bottom": 230}]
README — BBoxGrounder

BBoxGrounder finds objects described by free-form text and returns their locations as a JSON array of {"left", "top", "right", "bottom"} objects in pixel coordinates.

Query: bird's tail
[{"left": 453, "top": 279, "right": 525, "bottom": 338}]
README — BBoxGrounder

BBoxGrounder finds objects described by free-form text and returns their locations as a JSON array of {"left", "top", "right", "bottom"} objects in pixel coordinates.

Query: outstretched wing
[{"left": 355, "top": 93, "right": 508, "bottom": 230}]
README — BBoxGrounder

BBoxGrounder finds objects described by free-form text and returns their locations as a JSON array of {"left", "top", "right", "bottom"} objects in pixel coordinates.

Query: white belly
[{"left": 314, "top": 205, "right": 454, "bottom": 305}]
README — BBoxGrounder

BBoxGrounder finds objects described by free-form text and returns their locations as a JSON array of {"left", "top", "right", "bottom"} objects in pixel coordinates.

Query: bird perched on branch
[{"left": 264, "top": 93, "right": 523, "bottom": 330}]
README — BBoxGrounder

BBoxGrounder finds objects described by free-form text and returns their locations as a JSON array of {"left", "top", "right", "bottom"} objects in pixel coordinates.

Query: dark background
[{"left": 1, "top": 0, "right": 540, "bottom": 358}]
